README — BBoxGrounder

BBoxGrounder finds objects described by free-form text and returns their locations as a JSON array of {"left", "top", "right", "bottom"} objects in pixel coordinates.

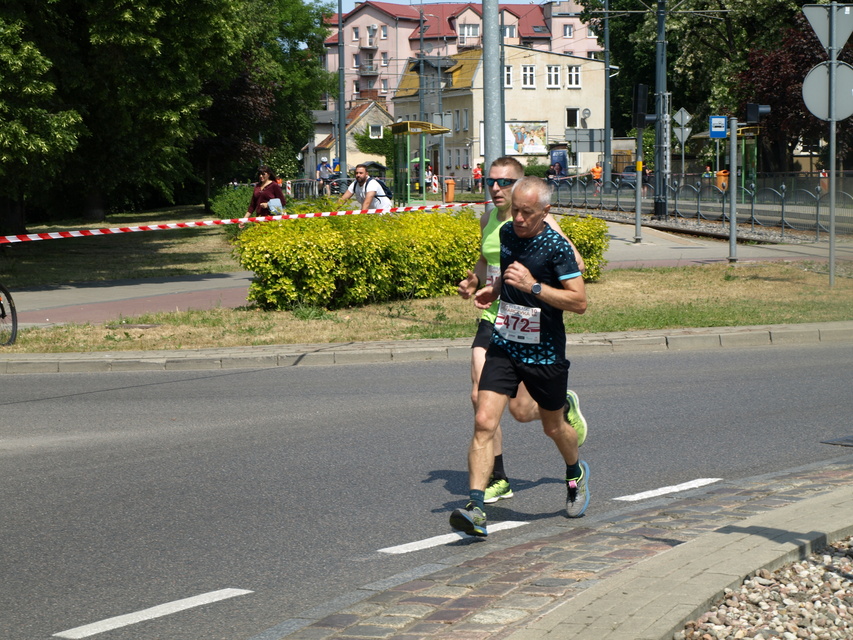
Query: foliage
[
  {"left": 557, "top": 215, "right": 609, "bottom": 281},
  {"left": 0, "top": 17, "right": 82, "bottom": 232},
  {"left": 234, "top": 209, "right": 482, "bottom": 309},
  {"left": 737, "top": 13, "right": 853, "bottom": 171},
  {"left": 523, "top": 161, "right": 549, "bottom": 178},
  {"left": 353, "top": 127, "right": 394, "bottom": 168},
  {"left": 0, "top": 0, "right": 331, "bottom": 226}
]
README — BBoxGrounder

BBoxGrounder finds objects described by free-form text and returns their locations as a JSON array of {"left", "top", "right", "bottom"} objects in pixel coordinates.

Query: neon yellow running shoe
[
  {"left": 565, "top": 389, "right": 588, "bottom": 447},
  {"left": 484, "top": 477, "right": 514, "bottom": 503}
]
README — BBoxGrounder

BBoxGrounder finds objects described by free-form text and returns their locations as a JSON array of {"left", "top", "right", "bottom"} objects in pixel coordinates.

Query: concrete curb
[
  {"left": 1, "top": 321, "right": 851, "bottom": 374},
  {"left": 507, "top": 484, "right": 853, "bottom": 640}
]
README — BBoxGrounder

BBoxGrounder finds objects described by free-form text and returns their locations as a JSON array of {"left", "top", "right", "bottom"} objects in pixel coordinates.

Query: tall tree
[
  {"left": 0, "top": 17, "right": 81, "bottom": 233},
  {"left": 738, "top": 13, "right": 853, "bottom": 171}
]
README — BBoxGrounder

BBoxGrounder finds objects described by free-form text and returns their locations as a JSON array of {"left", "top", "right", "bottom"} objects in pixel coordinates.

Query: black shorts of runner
[
  {"left": 471, "top": 318, "right": 494, "bottom": 350},
  {"left": 478, "top": 344, "right": 569, "bottom": 412}
]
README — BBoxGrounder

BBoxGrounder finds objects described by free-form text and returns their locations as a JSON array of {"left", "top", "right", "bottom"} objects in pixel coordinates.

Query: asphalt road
[{"left": 1, "top": 343, "right": 851, "bottom": 640}]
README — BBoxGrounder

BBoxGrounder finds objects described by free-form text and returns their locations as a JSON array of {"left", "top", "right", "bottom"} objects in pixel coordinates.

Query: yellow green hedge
[
  {"left": 234, "top": 209, "right": 608, "bottom": 310},
  {"left": 557, "top": 214, "right": 610, "bottom": 281}
]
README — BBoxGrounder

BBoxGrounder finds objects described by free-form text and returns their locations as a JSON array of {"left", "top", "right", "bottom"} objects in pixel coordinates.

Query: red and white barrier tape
[{"left": 0, "top": 201, "right": 486, "bottom": 245}]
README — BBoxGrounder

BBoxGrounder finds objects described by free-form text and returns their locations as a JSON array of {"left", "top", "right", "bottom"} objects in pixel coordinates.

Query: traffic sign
[
  {"left": 673, "top": 108, "right": 691, "bottom": 127},
  {"left": 802, "top": 60, "right": 853, "bottom": 121},
  {"left": 709, "top": 116, "right": 727, "bottom": 139},
  {"left": 803, "top": 4, "right": 853, "bottom": 55},
  {"left": 674, "top": 127, "right": 692, "bottom": 146}
]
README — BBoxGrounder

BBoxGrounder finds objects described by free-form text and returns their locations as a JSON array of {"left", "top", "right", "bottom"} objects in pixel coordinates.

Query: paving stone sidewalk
[{"left": 261, "top": 458, "right": 853, "bottom": 640}]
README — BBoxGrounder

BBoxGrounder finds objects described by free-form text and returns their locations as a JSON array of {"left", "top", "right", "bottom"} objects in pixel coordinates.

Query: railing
[{"left": 549, "top": 176, "right": 853, "bottom": 237}]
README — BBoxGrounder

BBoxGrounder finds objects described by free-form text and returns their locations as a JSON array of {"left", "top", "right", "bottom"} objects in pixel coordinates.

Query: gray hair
[{"left": 511, "top": 176, "right": 553, "bottom": 209}]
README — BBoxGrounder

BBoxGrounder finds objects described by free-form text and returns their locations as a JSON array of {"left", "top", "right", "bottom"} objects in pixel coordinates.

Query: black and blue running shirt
[{"left": 491, "top": 222, "right": 582, "bottom": 364}]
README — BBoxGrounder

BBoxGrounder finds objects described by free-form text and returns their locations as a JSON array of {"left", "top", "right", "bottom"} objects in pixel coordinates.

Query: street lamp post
[{"left": 337, "top": 0, "right": 347, "bottom": 177}]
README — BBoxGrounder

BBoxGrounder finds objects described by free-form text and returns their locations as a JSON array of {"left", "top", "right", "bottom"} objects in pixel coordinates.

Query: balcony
[
  {"left": 358, "top": 64, "right": 379, "bottom": 76},
  {"left": 360, "top": 37, "right": 378, "bottom": 50}
]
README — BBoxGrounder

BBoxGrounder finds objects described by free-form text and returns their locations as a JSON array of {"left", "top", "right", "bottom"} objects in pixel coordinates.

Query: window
[
  {"left": 588, "top": 26, "right": 597, "bottom": 38},
  {"left": 380, "top": 79, "right": 388, "bottom": 94},
  {"left": 563, "top": 24, "right": 574, "bottom": 38},
  {"left": 567, "top": 65, "right": 581, "bottom": 87},
  {"left": 547, "top": 65, "right": 560, "bottom": 88},
  {"left": 352, "top": 26, "right": 359, "bottom": 40},
  {"left": 522, "top": 65, "right": 535, "bottom": 88},
  {"left": 564, "top": 50, "right": 574, "bottom": 56},
  {"left": 501, "top": 24, "right": 516, "bottom": 38},
  {"left": 381, "top": 51, "right": 388, "bottom": 66},
  {"left": 352, "top": 54, "right": 360, "bottom": 69},
  {"left": 456, "top": 149, "right": 461, "bottom": 167},
  {"left": 503, "top": 65, "right": 513, "bottom": 88},
  {"left": 454, "top": 109, "right": 460, "bottom": 131},
  {"left": 587, "top": 51, "right": 599, "bottom": 59},
  {"left": 463, "top": 108, "right": 469, "bottom": 130},
  {"left": 532, "top": 25, "right": 547, "bottom": 33},
  {"left": 566, "top": 107, "right": 579, "bottom": 128},
  {"left": 354, "top": 80, "right": 361, "bottom": 95},
  {"left": 369, "top": 124, "right": 383, "bottom": 138},
  {"left": 381, "top": 25, "right": 388, "bottom": 39},
  {"left": 459, "top": 23, "right": 479, "bottom": 44},
  {"left": 464, "top": 148, "right": 470, "bottom": 167}
]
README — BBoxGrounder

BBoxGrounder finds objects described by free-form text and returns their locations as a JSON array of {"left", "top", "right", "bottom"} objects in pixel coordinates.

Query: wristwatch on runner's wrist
[{"left": 531, "top": 282, "right": 542, "bottom": 295}]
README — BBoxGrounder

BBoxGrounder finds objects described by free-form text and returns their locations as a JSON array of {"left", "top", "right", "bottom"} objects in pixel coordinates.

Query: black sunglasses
[{"left": 486, "top": 178, "right": 517, "bottom": 187}]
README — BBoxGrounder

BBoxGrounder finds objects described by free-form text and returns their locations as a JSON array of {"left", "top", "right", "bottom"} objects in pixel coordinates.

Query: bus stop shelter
[{"left": 390, "top": 121, "right": 450, "bottom": 206}]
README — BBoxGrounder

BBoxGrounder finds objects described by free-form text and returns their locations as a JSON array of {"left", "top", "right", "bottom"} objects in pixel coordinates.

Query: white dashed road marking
[
  {"left": 614, "top": 478, "right": 722, "bottom": 502},
  {"left": 53, "top": 588, "right": 253, "bottom": 639},
  {"left": 378, "top": 521, "right": 529, "bottom": 554}
]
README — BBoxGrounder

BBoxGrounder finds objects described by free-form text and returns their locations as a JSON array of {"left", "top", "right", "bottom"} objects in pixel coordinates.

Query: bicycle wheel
[{"left": 0, "top": 281, "right": 18, "bottom": 346}]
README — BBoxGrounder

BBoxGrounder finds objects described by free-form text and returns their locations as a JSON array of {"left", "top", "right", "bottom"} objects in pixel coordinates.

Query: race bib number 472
[{"left": 495, "top": 301, "right": 541, "bottom": 343}]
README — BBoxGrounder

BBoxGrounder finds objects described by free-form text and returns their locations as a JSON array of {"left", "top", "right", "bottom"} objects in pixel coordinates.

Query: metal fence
[{"left": 550, "top": 176, "right": 853, "bottom": 238}]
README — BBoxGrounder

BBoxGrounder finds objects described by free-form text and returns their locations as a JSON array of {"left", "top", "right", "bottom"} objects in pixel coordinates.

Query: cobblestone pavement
[{"left": 265, "top": 457, "right": 853, "bottom": 640}]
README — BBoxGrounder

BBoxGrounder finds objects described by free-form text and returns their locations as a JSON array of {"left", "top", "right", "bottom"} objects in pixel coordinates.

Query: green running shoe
[
  {"left": 484, "top": 477, "right": 514, "bottom": 504},
  {"left": 565, "top": 389, "right": 588, "bottom": 447},
  {"left": 449, "top": 502, "right": 488, "bottom": 536},
  {"left": 566, "top": 460, "right": 590, "bottom": 518}
]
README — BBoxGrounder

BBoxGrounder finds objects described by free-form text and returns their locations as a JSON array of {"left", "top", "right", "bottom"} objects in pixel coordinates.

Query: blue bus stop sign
[{"left": 709, "top": 116, "right": 727, "bottom": 139}]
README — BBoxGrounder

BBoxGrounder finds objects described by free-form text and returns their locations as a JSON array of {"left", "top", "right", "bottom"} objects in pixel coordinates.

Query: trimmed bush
[
  {"left": 558, "top": 214, "right": 609, "bottom": 281},
  {"left": 235, "top": 210, "right": 481, "bottom": 309},
  {"left": 234, "top": 207, "right": 609, "bottom": 310}
]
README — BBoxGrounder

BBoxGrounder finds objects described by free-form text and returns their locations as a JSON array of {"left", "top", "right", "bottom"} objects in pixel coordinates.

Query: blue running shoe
[
  {"left": 566, "top": 460, "right": 590, "bottom": 518},
  {"left": 449, "top": 502, "right": 488, "bottom": 536}
]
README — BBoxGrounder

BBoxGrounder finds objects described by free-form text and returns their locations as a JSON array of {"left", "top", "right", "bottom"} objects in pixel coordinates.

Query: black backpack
[{"left": 372, "top": 178, "right": 393, "bottom": 201}]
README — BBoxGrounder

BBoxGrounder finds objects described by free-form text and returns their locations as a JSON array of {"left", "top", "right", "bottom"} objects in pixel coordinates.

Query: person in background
[
  {"left": 472, "top": 163, "right": 483, "bottom": 192},
  {"left": 591, "top": 162, "right": 603, "bottom": 195},
  {"left": 335, "top": 164, "right": 392, "bottom": 211},
  {"left": 316, "top": 157, "right": 333, "bottom": 195},
  {"left": 247, "top": 166, "right": 286, "bottom": 216}
]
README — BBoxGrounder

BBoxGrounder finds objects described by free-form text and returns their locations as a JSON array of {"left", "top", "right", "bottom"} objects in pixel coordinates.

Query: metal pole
[
  {"left": 653, "top": 0, "right": 668, "bottom": 219},
  {"left": 635, "top": 127, "right": 643, "bottom": 243},
  {"left": 419, "top": 9, "right": 426, "bottom": 199},
  {"left": 438, "top": 44, "right": 445, "bottom": 201},
  {"left": 603, "top": 0, "right": 612, "bottom": 187},
  {"left": 728, "top": 116, "right": 738, "bottom": 262},
  {"left": 483, "top": 0, "right": 501, "bottom": 187},
  {"left": 829, "top": 1, "right": 838, "bottom": 286},
  {"left": 499, "top": 9, "right": 506, "bottom": 156},
  {"left": 337, "top": 0, "right": 347, "bottom": 178}
]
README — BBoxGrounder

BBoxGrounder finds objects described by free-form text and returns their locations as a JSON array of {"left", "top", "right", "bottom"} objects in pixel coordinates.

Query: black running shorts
[
  {"left": 478, "top": 344, "right": 569, "bottom": 412},
  {"left": 470, "top": 318, "right": 494, "bottom": 350}
]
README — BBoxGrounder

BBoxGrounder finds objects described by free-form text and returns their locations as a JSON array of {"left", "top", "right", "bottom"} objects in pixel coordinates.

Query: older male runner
[
  {"left": 450, "top": 177, "right": 589, "bottom": 537},
  {"left": 457, "top": 157, "right": 588, "bottom": 506}
]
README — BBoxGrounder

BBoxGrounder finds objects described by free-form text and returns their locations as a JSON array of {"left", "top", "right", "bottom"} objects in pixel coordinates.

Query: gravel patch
[{"left": 676, "top": 538, "right": 853, "bottom": 640}]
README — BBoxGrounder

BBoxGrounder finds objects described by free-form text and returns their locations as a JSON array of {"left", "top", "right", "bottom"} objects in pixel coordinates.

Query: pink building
[{"left": 323, "top": 0, "right": 602, "bottom": 111}]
